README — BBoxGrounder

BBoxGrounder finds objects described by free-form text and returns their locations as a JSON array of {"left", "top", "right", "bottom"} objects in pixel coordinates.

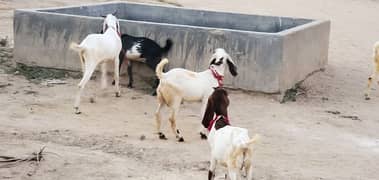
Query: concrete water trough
[{"left": 13, "top": 1, "right": 330, "bottom": 96}]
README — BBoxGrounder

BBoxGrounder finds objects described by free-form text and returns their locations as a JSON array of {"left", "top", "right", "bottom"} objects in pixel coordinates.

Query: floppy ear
[
  {"left": 116, "top": 20, "right": 121, "bottom": 34},
  {"left": 226, "top": 56, "right": 238, "bottom": 76},
  {"left": 202, "top": 96, "right": 215, "bottom": 129},
  {"left": 102, "top": 23, "right": 108, "bottom": 33}
]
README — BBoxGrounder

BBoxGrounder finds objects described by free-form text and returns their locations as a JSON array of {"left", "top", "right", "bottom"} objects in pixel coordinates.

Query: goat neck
[
  {"left": 207, "top": 114, "right": 230, "bottom": 132},
  {"left": 209, "top": 66, "right": 224, "bottom": 87},
  {"left": 104, "top": 25, "right": 121, "bottom": 37}
]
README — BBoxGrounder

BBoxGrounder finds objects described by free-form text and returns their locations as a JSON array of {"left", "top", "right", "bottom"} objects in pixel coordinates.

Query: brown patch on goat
[
  {"left": 230, "top": 147, "right": 251, "bottom": 169},
  {"left": 158, "top": 82, "right": 182, "bottom": 107},
  {"left": 202, "top": 87, "right": 229, "bottom": 129}
]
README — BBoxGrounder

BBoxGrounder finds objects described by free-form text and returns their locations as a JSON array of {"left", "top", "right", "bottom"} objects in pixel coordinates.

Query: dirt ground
[{"left": 0, "top": 0, "right": 379, "bottom": 179}]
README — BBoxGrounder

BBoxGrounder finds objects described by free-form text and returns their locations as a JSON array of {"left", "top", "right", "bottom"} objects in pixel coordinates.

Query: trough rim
[{"left": 14, "top": 1, "right": 329, "bottom": 36}]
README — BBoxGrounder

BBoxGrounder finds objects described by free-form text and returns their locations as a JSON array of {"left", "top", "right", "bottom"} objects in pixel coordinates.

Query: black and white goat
[
  {"left": 70, "top": 14, "right": 122, "bottom": 114},
  {"left": 154, "top": 48, "right": 238, "bottom": 142},
  {"left": 365, "top": 41, "right": 379, "bottom": 100},
  {"left": 110, "top": 33, "right": 173, "bottom": 94},
  {"left": 202, "top": 87, "right": 259, "bottom": 180}
]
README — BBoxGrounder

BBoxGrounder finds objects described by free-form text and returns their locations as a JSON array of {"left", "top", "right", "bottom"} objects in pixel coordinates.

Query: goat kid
[
  {"left": 365, "top": 41, "right": 379, "bottom": 100},
  {"left": 202, "top": 87, "right": 259, "bottom": 180},
  {"left": 154, "top": 48, "right": 238, "bottom": 142},
  {"left": 70, "top": 14, "right": 122, "bottom": 114},
  {"left": 109, "top": 33, "right": 173, "bottom": 95}
]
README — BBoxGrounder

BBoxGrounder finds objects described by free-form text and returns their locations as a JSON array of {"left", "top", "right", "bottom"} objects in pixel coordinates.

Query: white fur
[
  {"left": 126, "top": 43, "right": 144, "bottom": 62},
  {"left": 154, "top": 48, "right": 237, "bottom": 141},
  {"left": 70, "top": 14, "right": 122, "bottom": 114},
  {"left": 208, "top": 120, "right": 259, "bottom": 180}
]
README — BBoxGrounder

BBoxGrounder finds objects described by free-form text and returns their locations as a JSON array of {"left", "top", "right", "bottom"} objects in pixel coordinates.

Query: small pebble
[{"left": 140, "top": 135, "right": 146, "bottom": 141}]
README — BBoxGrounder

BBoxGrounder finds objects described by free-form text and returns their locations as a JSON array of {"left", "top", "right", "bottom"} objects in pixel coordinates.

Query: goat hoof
[
  {"left": 115, "top": 92, "right": 121, "bottom": 97},
  {"left": 127, "top": 84, "right": 133, "bottom": 89},
  {"left": 74, "top": 107, "right": 81, "bottom": 114},
  {"left": 89, "top": 97, "right": 95, "bottom": 103},
  {"left": 200, "top": 132, "right": 207, "bottom": 140},
  {"left": 158, "top": 132, "right": 167, "bottom": 140},
  {"left": 111, "top": 80, "right": 115, "bottom": 85},
  {"left": 178, "top": 137, "right": 184, "bottom": 142},
  {"left": 151, "top": 91, "right": 157, "bottom": 96},
  {"left": 364, "top": 94, "right": 370, "bottom": 100}
]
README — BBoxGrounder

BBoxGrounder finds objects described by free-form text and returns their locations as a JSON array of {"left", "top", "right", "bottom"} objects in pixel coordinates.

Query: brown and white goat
[
  {"left": 365, "top": 41, "right": 379, "bottom": 100},
  {"left": 70, "top": 14, "right": 122, "bottom": 114},
  {"left": 202, "top": 87, "right": 259, "bottom": 180},
  {"left": 154, "top": 49, "right": 238, "bottom": 142}
]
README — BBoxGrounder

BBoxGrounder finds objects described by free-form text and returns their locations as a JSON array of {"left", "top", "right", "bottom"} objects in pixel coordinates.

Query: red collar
[
  {"left": 207, "top": 114, "right": 230, "bottom": 132},
  {"left": 209, "top": 66, "right": 224, "bottom": 87}
]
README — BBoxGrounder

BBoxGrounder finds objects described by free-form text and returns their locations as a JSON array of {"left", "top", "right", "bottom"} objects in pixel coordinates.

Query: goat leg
[
  {"left": 208, "top": 158, "right": 216, "bottom": 180},
  {"left": 151, "top": 78, "right": 159, "bottom": 96},
  {"left": 112, "top": 50, "right": 125, "bottom": 86},
  {"left": 114, "top": 57, "right": 121, "bottom": 97},
  {"left": 127, "top": 61, "right": 134, "bottom": 88}
]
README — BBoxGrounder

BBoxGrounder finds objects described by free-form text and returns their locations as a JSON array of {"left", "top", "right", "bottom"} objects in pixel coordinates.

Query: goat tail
[
  {"left": 231, "top": 135, "right": 260, "bottom": 170},
  {"left": 69, "top": 42, "right": 83, "bottom": 52},
  {"left": 161, "top": 39, "right": 173, "bottom": 55},
  {"left": 156, "top": 58, "right": 169, "bottom": 80},
  {"left": 70, "top": 42, "right": 86, "bottom": 72},
  {"left": 245, "top": 134, "right": 260, "bottom": 147}
]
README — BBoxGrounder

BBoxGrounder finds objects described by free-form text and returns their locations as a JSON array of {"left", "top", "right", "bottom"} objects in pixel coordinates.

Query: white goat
[
  {"left": 70, "top": 14, "right": 122, "bottom": 114},
  {"left": 202, "top": 87, "right": 259, "bottom": 180},
  {"left": 365, "top": 41, "right": 379, "bottom": 100},
  {"left": 154, "top": 48, "right": 238, "bottom": 141}
]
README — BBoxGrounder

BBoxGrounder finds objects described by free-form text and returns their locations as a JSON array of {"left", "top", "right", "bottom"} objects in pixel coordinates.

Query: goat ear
[
  {"left": 202, "top": 97, "right": 214, "bottom": 129},
  {"left": 112, "top": 10, "right": 118, "bottom": 16},
  {"left": 226, "top": 57, "right": 238, "bottom": 76}
]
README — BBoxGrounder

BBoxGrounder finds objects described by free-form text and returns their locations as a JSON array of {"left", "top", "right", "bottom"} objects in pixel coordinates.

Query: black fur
[
  {"left": 200, "top": 132, "right": 207, "bottom": 139},
  {"left": 210, "top": 57, "right": 223, "bottom": 66},
  {"left": 208, "top": 170, "right": 214, "bottom": 180},
  {"left": 117, "top": 34, "right": 172, "bottom": 90},
  {"left": 226, "top": 58, "right": 238, "bottom": 76},
  {"left": 103, "top": 32, "right": 172, "bottom": 94}
]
